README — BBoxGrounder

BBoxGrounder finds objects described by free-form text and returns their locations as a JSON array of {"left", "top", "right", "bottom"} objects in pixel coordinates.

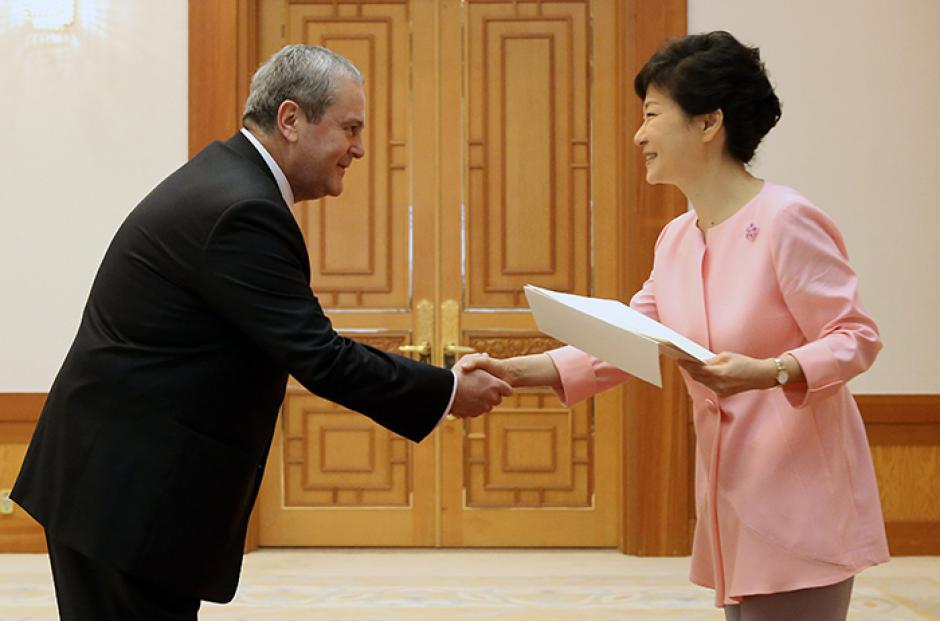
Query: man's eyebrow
[{"left": 643, "top": 100, "right": 660, "bottom": 110}]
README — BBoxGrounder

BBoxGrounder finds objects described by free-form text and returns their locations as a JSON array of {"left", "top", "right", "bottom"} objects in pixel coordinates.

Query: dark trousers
[
  {"left": 724, "top": 577, "right": 855, "bottom": 621},
  {"left": 46, "top": 531, "right": 201, "bottom": 621}
]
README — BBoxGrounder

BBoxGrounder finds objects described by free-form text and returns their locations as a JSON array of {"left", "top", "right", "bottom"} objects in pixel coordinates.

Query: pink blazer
[{"left": 547, "top": 181, "right": 888, "bottom": 602}]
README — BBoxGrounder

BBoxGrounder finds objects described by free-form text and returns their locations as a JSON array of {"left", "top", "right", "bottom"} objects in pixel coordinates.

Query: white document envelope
[{"left": 523, "top": 284, "right": 715, "bottom": 388}]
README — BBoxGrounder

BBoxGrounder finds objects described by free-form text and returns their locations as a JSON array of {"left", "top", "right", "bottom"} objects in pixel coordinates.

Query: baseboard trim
[
  {"left": 2, "top": 392, "right": 939, "bottom": 553},
  {"left": 886, "top": 521, "right": 940, "bottom": 555},
  {"left": 0, "top": 393, "right": 44, "bottom": 443},
  {"left": 0, "top": 393, "right": 44, "bottom": 422}
]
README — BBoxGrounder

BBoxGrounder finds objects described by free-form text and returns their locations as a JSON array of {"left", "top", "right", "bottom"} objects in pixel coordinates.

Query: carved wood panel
[
  {"left": 459, "top": 331, "right": 591, "bottom": 509},
  {"left": 463, "top": 390, "right": 593, "bottom": 508},
  {"left": 465, "top": 1, "right": 590, "bottom": 308},
  {"left": 465, "top": 332, "right": 563, "bottom": 359},
  {"left": 282, "top": 396, "right": 413, "bottom": 507},
  {"left": 287, "top": 1, "right": 411, "bottom": 308},
  {"left": 282, "top": 331, "right": 414, "bottom": 508}
]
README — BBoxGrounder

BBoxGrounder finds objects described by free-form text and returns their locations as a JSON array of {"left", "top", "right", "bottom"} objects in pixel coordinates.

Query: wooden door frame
[
  {"left": 188, "top": 0, "right": 258, "bottom": 159},
  {"left": 188, "top": 0, "right": 689, "bottom": 556},
  {"left": 615, "top": 1, "right": 693, "bottom": 556}
]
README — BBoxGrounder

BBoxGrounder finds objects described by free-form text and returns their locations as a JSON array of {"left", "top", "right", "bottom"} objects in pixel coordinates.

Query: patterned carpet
[{"left": 0, "top": 550, "right": 937, "bottom": 620}]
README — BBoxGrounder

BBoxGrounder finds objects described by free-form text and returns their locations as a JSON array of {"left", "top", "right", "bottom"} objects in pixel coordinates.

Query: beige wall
[
  {"left": 0, "top": 1, "right": 188, "bottom": 390},
  {"left": 689, "top": 0, "right": 940, "bottom": 393},
  {"left": 1, "top": 1, "right": 936, "bottom": 393}
]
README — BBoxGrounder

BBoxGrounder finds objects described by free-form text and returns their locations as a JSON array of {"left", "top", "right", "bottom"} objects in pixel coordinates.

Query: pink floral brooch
[{"left": 745, "top": 223, "right": 760, "bottom": 241}]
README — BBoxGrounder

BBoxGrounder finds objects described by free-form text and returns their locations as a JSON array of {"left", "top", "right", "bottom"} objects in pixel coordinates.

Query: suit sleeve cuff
[
  {"left": 784, "top": 341, "right": 842, "bottom": 408},
  {"left": 546, "top": 346, "right": 597, "bottom": 406}
]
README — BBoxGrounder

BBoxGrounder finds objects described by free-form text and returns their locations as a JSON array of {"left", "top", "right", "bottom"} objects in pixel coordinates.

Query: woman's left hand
[{"left": 677, "top": 352, "right": 777, "bottom": 397}]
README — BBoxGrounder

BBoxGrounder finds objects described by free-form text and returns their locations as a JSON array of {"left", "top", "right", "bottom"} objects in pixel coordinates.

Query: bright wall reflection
[
  {"left": 0, "top": 0, "right": 188, "bottom": 391},
  {"left": 3, "top": 0, "right": 111, "bottom": 47},
  {"left": 23, "top": 0, "right": 76, "bottom": 30}
]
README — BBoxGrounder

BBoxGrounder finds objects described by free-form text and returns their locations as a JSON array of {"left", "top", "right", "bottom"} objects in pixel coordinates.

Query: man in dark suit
[{"left": 12, "top": 45, "right": 511, "bottom": 620}]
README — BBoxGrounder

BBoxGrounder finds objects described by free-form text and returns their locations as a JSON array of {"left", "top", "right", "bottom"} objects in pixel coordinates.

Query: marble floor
[{"left": 0, "top": 550, "right": 937, "bottom": 620}]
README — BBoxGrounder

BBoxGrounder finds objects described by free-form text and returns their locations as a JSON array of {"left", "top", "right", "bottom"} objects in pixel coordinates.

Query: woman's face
[{"left": 633, "top": 86, "right": 703, "bottom": 187}]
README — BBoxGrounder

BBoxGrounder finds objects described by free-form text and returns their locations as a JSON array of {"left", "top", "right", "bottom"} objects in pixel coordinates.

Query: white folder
[{"left": 523, "top": 284, "right": 715, "bottom": 388}]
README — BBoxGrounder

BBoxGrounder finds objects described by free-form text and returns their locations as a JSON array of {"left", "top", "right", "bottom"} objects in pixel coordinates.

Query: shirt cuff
[{"left": 437, "top": 369, "right": 459, "bottom": 426}]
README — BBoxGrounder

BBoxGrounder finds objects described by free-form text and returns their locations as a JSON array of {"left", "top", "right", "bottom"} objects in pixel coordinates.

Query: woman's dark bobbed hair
[{"left": 634, "top": 31, "right": 782, "bottom": 164}]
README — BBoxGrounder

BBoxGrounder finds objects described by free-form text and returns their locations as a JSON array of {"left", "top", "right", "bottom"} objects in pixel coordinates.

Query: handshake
[{"left": 448, "top": 353, "right": 520, "bottom": 419}]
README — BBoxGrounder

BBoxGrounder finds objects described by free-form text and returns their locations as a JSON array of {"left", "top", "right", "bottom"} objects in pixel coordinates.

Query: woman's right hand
[
  {"left": 456, "top": 353, "right": 561, "bottom": 389},
  {"left": 454, "top": 353, "right": 513, "bottom": 383}
]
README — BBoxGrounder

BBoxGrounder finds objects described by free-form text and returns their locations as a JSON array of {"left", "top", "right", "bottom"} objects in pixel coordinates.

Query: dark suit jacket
[{"left": 12, "top": 132, "right": 453, "bottom": 602}]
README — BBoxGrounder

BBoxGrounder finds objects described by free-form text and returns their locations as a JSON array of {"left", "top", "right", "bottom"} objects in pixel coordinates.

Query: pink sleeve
[
  {"left": 543, "top": 221, "right": 671, "bottom": 406},
  {"left": 629, "top": 273, "right": 659, "bottom": 321},
  {"left": 546, "top": 346, "right": 631, "bottom": 406},
  {"left": 769, "top": 203, "right": 882, "bottom": 408},
  {"left": 628, "top": 222, "right": 672, "bottom": 321}
]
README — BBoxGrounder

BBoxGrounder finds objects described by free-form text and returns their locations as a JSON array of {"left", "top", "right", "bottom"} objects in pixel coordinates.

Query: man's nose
[{"left": 351, "top": 136, "right": 365, "bottom": 159}]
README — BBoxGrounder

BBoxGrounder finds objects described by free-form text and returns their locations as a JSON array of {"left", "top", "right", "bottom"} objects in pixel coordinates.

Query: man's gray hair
[{"left": 243, "top": 45, "right": 363, "bottom": 132}]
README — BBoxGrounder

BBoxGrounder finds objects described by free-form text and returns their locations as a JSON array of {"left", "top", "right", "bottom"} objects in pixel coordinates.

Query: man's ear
[
  {"left": 276, "top": 100, "right": 303, "bottom": 143},
  {"left": 700, "top": 109, "right": 723, "bottom": 143}
]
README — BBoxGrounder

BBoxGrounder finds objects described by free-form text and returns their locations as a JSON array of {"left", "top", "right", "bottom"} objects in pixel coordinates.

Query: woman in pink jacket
[{"left": 462, "top": 31, "right": 888, "bottom": 621}]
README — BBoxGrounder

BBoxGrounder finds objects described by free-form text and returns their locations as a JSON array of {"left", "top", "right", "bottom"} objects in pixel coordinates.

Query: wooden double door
[{"left": 255, "top": 0, "right": 626, "bottom": 548}]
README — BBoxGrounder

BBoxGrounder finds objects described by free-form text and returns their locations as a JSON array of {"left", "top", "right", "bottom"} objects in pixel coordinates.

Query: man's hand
[
  {"left": 677, "top": 352, "right": 777, "bottom": 397},
  {"left": 450, "top": 362, "right": 513, "bottom": 418}
]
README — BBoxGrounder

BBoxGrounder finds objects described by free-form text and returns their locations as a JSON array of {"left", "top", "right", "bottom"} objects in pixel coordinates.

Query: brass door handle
[
  {"left": 398, "top": 341, "right": 432, "bottom": 364},
  {"left": 401, "top": 300, "right": 434, "bottom": 364},
  {"left": 443, "top": 343, "right": 476, "bottom": 368},
  {"left": 443, "top": 343, "right": 476, "bottom": 355}
]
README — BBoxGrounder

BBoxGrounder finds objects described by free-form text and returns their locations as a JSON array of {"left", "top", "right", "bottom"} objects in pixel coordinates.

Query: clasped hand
[{"left": 449, "top": 353, "right": 513, "bottom": 418}]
